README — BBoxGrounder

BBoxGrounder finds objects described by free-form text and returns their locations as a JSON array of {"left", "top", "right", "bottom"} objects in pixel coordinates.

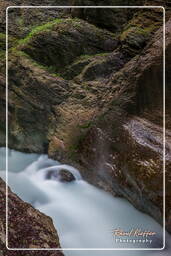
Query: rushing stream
[{"left": 0, "top": 147, "right": 170, "bottom": 256}]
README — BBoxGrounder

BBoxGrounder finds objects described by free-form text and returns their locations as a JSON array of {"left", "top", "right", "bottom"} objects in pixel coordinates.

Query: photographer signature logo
[{"left": 112, "top": 228, "right": 156, "bottom": 244}]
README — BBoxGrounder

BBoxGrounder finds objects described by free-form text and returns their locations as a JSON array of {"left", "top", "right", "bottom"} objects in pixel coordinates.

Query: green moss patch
[
  {"left": 17, "top": 18, "right": 64, "bottom": 47},
  {"left": 120, "top": 8, "right": 163, "bottom": 56},
  {"left": 121, "top": 26, "right": 149, "bottom": 42},
  {"left": 10, "top": 50, "right": 63, "bottom": 78},
  {"left": 12, "top": 17, "right": 117, "bottom": 80},
  {"left": 0, "top": 33, "right": 18, "bottom": 51},
  {"left": 78, "top": 52, "right": 109, "bottom": 61},
  {"left": 16, "top": 18, "right": 84, "bottom": 48}
]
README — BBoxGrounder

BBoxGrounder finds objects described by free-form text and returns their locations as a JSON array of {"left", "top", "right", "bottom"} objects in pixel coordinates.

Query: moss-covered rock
[
  {"left": 61, "top": 52, "right": 124, "bottom": 80},
  {"left": 78, "top": 51, "right": 126, "bottom": 81},
  {"left": 70, "top": 0, "right": 145, "bottom": 33},
  {"left": 17, "top": 18, "right": 118, "bottom": 74},
  {"left": 1, "top": 1, "right": 69, "bottom": 38},
  {"left": 71, "top": 6, "right": 133, "bottom": 33},
  {"left": 120, "top": 8, "right": 163, "bottom": 56},
  {"left": 6, "top": 53, "right": 70, "bottom": 153},
  {"left": 0, "top": 33, "right": 17, "bottom": 51},
  {"left": 61, "top": 54, "right": 100, "bottom": 80}
]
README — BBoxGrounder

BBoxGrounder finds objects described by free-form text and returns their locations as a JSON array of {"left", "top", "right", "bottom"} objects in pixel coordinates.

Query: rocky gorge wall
[
  {"left": 0, "top": 0, "right": 171, "bottom": 251},
  {"left": 0, "top": 178, "right": 64, "bottom": 255}
]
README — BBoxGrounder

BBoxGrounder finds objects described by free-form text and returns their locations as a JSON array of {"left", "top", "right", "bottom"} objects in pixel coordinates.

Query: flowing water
[{"left": 0, "top": 147, "right": 170, "bottom": 256}]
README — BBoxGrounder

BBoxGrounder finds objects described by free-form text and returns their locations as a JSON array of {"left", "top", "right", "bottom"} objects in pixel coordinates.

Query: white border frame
[{"left": 5, "top": 5, "right": 166, "bottom": 251}]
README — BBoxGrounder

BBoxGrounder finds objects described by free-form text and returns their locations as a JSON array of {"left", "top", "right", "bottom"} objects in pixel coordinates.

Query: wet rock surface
[
  {"left": 0, "top": 178, "right": 64, "bottom": 254},
  {"left": 46, "top": 169, "right": 76, "bottom": 182},
  {"left": 59, "top": 169, "right": 76, "bottom": 182},
  {"left": 72, "top": 116, "right": 170, "bottom": 230}
]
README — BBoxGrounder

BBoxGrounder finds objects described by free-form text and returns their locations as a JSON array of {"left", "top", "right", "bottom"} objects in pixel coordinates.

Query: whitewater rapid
[{"left": 0, "top": 147, "right": 170, "bottom": 256}]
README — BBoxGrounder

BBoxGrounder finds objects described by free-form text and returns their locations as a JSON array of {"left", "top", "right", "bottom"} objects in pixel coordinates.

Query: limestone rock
[
  {"left": 70, "top": 0, "right": 143, "bottom": 33},
  {"left": 0, "top": 178, "right": 64, "bottom": 254},
  {"left": 18, "top": 18, "right": 118, "bottom": 73}
]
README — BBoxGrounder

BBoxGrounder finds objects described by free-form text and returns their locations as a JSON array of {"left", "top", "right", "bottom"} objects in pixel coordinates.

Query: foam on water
[
  {"left": 32, "top": 164, "right": 82, "bottom": 181},
  {"left": 0, "top": 148, "right": 170, "bottom": 256}
]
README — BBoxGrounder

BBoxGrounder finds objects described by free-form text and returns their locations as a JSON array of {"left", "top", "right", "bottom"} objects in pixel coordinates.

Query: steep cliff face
[
  {"left": 71, "top": 17, "right": 171, "bottom": 231},
  {"left": 0, "top": 0, "right": 170, "bottom": 245},
  {"left": 0, "top": 178, "right": 64, "bottom": 254}
]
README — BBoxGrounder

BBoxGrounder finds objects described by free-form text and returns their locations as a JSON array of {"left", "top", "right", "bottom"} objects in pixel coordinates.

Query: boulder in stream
[{"left": 59, "top": 169, "right": 76, "bottom": 182}]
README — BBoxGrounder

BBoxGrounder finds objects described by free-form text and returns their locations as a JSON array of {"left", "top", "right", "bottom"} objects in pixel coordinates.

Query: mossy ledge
[
  {"left": 16, "top": 18, "right": 63, "bottom": 46},
  {"left": 13, "top": 17, "right": 118, "bottom": 78},
  {"left": 3, "top": 14, "right": 116, "bottom": 50},
  {"left": 10, "top": 50, "right": 63, "bottom": 78}
]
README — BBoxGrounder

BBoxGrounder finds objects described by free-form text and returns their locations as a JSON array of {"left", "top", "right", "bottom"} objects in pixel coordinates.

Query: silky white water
[{"left": 0, "top": 147, "right": 170, "bottom": 256}]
